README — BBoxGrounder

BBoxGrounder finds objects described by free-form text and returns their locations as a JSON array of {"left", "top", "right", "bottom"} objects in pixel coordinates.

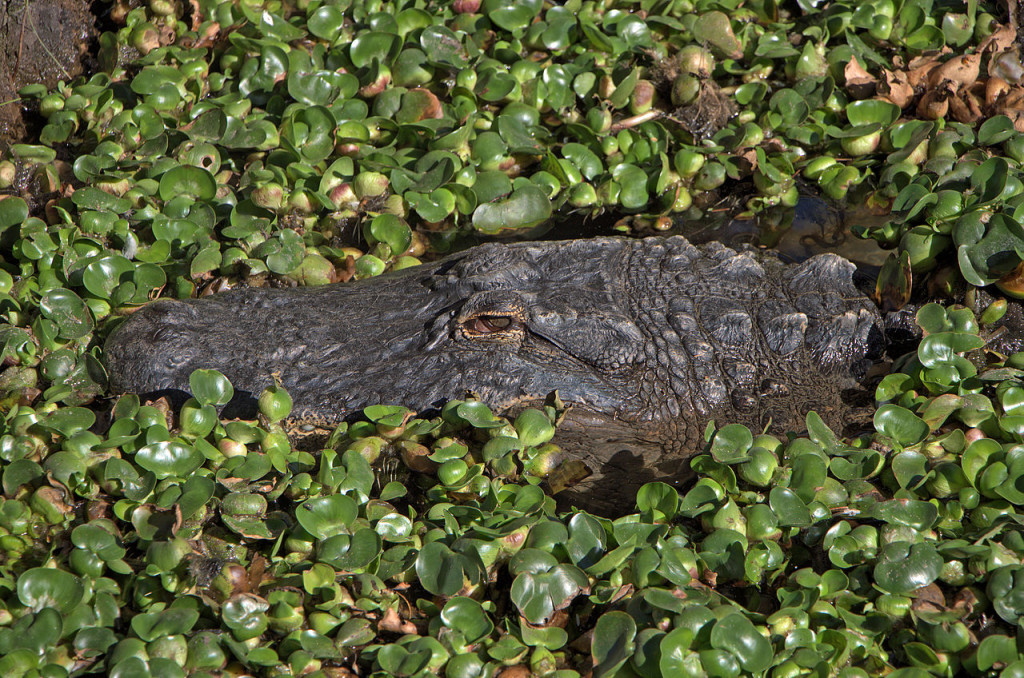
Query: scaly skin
[{"left": 105, "top": 236, "right": 885, "bottom": 513}]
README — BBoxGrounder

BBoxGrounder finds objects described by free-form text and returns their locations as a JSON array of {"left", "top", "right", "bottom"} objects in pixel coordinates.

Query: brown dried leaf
[
  {"left": 378, "top": 606, "right": 418, "bottom": 635},
  {"left": 907, "top": 55, "right": 943, "bottom": 88},
  {"left": 916, "top": 87, "right": 950, "bottom": 119},
  {"left": 928, "top": 53, "right": 982, "bottom": 90},
  {"left": 979, "top": 25, "right": 1017, "bottom": 54},
  {"left": 881, "top": 69, "right": 915, "bottom": 109},
  {"left": 844, "top": 56, "right": 877, "bottom": 98},
  {"left": 949, "top": 94, "right": 975, "bottom": 122},
  {"left": 986, "top": 77, "right": 1012, "bottom": 106}
]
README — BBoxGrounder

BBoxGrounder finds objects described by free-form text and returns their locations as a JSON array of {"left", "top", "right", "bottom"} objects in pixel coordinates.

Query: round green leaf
[
  {"left": 17, "top": 568, "right": 84, "bottom": 613},
  {"left": 158, "top": 165, "right": 217, "bottom": 202},
  {"left": 874, "top": 405, "right": 929, "bottom": 446},
  {"left": 297, "top": 495, "right": 359, "bottom": 540},
  {"left": 472, "top": 184, "right": 552, "bottom": 234},
  {"left": 188, "top": 369, "right": 234, "bottom": 407},
  {"left": 39, "top": 289, "right": 94, "bottom": 340},
  {"left": 874, "top": 542, "right": 942, "bottom": 594},
  {"left": 441, "top": 597, "right": 493, "bottom": 644},
  {"left": 709, "top": 613, "right": 773, "bottom": 673},
  {"left": 135, "top": 441, "right": 204, "bottom": 479}
]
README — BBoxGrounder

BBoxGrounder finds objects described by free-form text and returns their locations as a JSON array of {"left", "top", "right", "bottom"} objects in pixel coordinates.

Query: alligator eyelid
[{"left": 462, "top": 314, "right": 519, "bottom": 336}]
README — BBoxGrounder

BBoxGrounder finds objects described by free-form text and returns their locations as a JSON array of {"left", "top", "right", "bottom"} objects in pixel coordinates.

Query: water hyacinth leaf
[
  {"left": 83, "top": 255, "right": 135, "bottom": 299},
  {"left": 874, "top": 542, "right": 942, "bottom": 594},
  {"left": 307, "top": 5, "right": 347, "bottom": 42},
  {"left": 42, "top": 407, "right": 95, "bottom": 438},
  {"left": 977, "top": 634, "right": 1018, "bottom": 672},
  {"left": 420, "top": 26, "right": 468, "bottom": 68},
  {"left": 515, "top": 409, "right": 555, "bottom": 447},
  {"left": 158, "top": 166, "right": 216, "bottom": 202},
  {"left": 709, "top": 613, "right": 773, "bottom": 673},
  {"left": 659, "top": 626, "right": 697, "bottom": 675},
  {"left": 189, "top": 369, "right": 234, "bottom": 407},
  {"left": 484, "top": 0, "right": 540, "bottom": 32},
  {"left": 472, "top": 184, "right": 552, "bottom": 233},
  {"left": 693, "top": 11, "right": 742, "bottom": 57},
  {"left": 988, "top": 565, "right": 1024, "bottom": 624},
  {"left": 135, "top": 441, "right": 204, "bottom": 479},
  {"left": 377, "top": 644, "right": 432, "bottom": 676},
  {"left": 592, "top": 611, "right": 636, "bottom": 676},
  {"left": 318, "top": 528, "right": 381, "bottom": 570},
  {"left": 456, "top": 401, "right": 504, "bottom": 428},
  {"left": 510, "top": 560, "right": 588, "bottom": 624},
  {"left": 710, "top": 423, "right": 753, "bottom": 464},
  {"left": 0, "top": 196, "right": 28, "bottom": 234},
  {"left": 978, "top": 115, "right": 1017, "bottom": 146},
  {"left": 890, "top": 450, "right": 929, "bottom": 489},
  {"left": 2, "top": 459, "right": 43, "bottom": 494},
  {"left": 789, "top": 453, "right": 828, "bottom": 503},
  {"left": 131, "top": 609, "right": 200, "bottom": 642},
  {"left": 918, "top": 332, "right": 985, "bottom": 367},
  {"left": 612, "top": 163, "right": 650, "bottom": 209},
  {"left": 39, "top": 289, "right": 93, "bottom": 340},
  {"left": 296, "top": 495, "right": 358, "bottom": 540},
  {"left": 769, "top": 486, "right": 812, "bottom": 526},
  {"left": 17, "top": 568, "right": 84, "bottom": 613},
  {"left": 441, "top": 597, "right": 493, "bottom": 644},
  {"left": 367, "top": 214, "right": 412, "bottom": 256},
  {"left": 416, "top": 541, "right": 479, "bottom": 597},
  {"left": 972, "top": 157, "right": 1010, "bottom": 203},
  {"left": 846, "top": 99, "right": 901, "bottom": 127},
  {"left": 769, "top": 89, "right": 809, "bottom": 128},
  {"left": 363, "top": 404, "right": 409, "bottom": 428},
  {"left": 565, "top": 142, "right": 602, "bottom": 180},
  {"left": 406, "top": 189, "right": 455, "bottom": 222},
  {"left": 869, "top": 499, "right": 938, "bottom": 531},
  {"left": 874, "top": 405, "right": 929, "bottom": 446},
  {"left": 287, "top": 52, "right": 347, "bottom": 106},
  {"left": 636, "top": 482, "right": 680, "bottom": 520}
]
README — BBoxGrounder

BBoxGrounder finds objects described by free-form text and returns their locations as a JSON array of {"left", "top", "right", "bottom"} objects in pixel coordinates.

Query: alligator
[{"left": 105, "top": 235, "right": 894, "bottom": 513}]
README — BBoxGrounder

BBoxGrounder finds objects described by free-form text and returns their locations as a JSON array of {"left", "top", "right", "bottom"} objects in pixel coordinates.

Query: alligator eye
[{"left": 463, "top": 315, "right": 515, "bottom": 336}]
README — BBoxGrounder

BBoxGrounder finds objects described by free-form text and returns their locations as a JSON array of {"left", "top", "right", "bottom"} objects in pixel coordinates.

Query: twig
[{"left": 609, "top": 110, "right": 663, "bottom": 133}]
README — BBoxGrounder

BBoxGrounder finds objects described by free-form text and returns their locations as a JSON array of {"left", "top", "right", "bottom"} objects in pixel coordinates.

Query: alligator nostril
[
  {"left": 731, "top": 389, "right": 757, "bottom": 412},
  {"left": 759, "top": 379, "right": 788, "bottom": 397},
  {"left": 167, "top": 352, "right": 189, "bottom": 368}
]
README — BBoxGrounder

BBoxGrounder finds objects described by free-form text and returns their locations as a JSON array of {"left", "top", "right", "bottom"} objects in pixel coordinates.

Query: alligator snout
[{"left": 105, "top": 299, "right": 202, "bottom": 396}]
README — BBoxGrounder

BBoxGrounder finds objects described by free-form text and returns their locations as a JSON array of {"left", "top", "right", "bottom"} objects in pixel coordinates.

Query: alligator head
[{"left": 105, "top": 236, "right": 886, "bottom": 513}]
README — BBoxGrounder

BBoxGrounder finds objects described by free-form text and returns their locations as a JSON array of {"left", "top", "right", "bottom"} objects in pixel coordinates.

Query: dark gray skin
[{"left": 104, "top": 236, "right": 886, "bottom": 513}]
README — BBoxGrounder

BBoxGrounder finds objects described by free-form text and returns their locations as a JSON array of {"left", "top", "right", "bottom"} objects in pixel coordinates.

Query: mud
[{"left": 0, "top": 0, "right": 96, "bottom": 140}]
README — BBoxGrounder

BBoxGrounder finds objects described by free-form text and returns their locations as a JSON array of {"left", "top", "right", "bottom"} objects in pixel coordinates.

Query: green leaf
[
  {"left": 39, "top": 289, "right": 94, "bottom": 340},
  {"left": 874, "top": 405, "right": 929, "bottom": 446},
  {"left": 158, "top": 166, "right": 216, "bottom": 202},
  {"left": 416, "top": 541, "right": 481, "bottom": 597},
  {"left": 296, "top": 495, "right": 358, "bottom": 540},
  {"left": 592, "top": 611, "right": 636, "bottom": 677},
  {"left": 440, "top": 597, "right": 493, "bottom": 644},
  {"left": 769, "top": 486, "right": 812, "bottom": 526},
  {"left": 17, "top": 568, "right": 84, "bottom": 613},
  {"left": 514, "top": 409, "right": 555, "bottom": 447},
  {"left": 709, "top": 613, "right": 773, "bottom": 673},
  {"left": 472, "top": 184, "right": 552, "bottom": 234},
  {"left": 874, "top": 542, "right": 942, "bottom": 594},
  {"left": 188, "top": 369, "right": 234, "bottom": 407},
  {"left": 135, "top": 441, "right": 204, "bottom": 479}
]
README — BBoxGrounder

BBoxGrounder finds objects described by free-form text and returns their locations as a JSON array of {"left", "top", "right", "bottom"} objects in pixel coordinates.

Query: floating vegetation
[{"left": 6, "top": 0, "right": 1024, "bottom": 674}]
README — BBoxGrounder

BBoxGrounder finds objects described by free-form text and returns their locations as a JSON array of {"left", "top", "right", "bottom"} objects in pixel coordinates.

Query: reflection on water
[{"left": 541, "top": 195, "right": 891, "bottom": 269}]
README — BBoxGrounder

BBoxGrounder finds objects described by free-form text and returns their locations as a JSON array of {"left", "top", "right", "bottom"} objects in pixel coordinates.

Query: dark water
[{"left": 540, "top": 195, "right": 890, "bottom": 269}]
